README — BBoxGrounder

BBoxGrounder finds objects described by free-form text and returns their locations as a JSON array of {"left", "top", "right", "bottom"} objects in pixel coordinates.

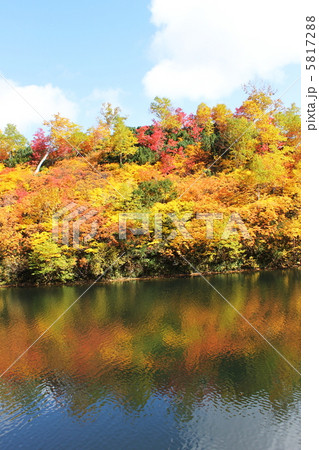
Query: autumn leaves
[{"left": 0, "top": 87, "right": 301, "bottom": 284}]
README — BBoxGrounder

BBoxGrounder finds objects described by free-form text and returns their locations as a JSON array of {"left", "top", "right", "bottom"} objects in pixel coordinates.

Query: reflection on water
[{"left": 0, "top": 270, "right": 300, "bottom": 449}]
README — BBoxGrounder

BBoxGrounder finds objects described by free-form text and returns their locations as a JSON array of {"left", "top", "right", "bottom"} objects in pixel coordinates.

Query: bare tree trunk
[{"left": 34, "top": 151, "right": 50, "bottom": 174}]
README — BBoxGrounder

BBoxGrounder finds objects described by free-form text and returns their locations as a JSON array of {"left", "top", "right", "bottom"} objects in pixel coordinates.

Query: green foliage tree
[
  {"left": 0, "top": 124, "right": 28, "bottom": 160},
  {"left": 132, "top": 146, "right": 159, "bottom": 165},
  {"left": 29, "top": 236, "right": 76, "bottom": 283},
  {"left": 4, "top": 145, "right": 33, "bottom": 167},
  {"left": 275, "top": 103, "right": 301, "bottom": 148},
  {"left": 132, "top": 179, "right": 178, "bottom": 208}
]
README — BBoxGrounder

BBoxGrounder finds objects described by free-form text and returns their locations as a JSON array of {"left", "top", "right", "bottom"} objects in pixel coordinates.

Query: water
[{"left": 0, "top": 270, "right": 300, "bottom": 449}]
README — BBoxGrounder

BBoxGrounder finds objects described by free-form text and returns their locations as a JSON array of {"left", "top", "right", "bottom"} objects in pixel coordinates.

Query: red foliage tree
[
  {"left": 30, "top": 129, "right": 51, "bottom": 163},
  {"left": 30, "top": 129, "right": 52, "bottom": 173},
  {"left": 136, "top": 124, "right": 165, "bottom": 154}
]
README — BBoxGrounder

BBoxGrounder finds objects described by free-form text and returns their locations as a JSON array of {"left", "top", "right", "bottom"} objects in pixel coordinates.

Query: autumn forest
[{"left": 0, "top": 86, "right": 301, "bottom": 285}]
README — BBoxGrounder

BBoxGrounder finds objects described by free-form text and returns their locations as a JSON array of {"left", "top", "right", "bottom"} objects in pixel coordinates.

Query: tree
[
  {"left": 31, "top": 129, "right": 52, "bottom": 173},
  {"left": 136, "top": 124, "right": 165, "bottom": 154},
  {"left": 132, "top": 179, "right": 177, "bottom": 208},
  {"left": 110, "top": 117, "right": 137, "bottom": 166},
  {"left": 4, "top": 146, "right": 33, "bottom": 167},
  {"left": 31, "top": 115, "right": 84, "bottom": 173},
  {"left": 234, "top": 85, "right": 284, "bottom": 152},
  {"left": 275, "top": 103, "right": 301, "bottom": 148},
  {"left": 150, "top": 97, "right": 182, "bottom": 130},
  {"left": 44, "top": 114, "right": 83, "bottom": 157},
  {"left": 211, "top": 104, "right": 232, "bottom": 133},
  {"left": 0, "top": 124, "right": 28, "bottom": 161},
  {"left": 99, "top": 102, "right": 121, "bottom": 132},
  {"left": 223, "top": 116, "right": 257, "bottom": 169},
  {"left": 96, "top": 103, "right": 138, "bottom": 164},
  {"left": 196, "top": 103, "right": 214, "bottom": 134}
]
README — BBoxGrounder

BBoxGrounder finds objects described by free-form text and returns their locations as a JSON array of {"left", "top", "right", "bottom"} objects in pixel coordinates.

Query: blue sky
[{"left": 0, "top": 0, "right": 300, "bottom": 138}]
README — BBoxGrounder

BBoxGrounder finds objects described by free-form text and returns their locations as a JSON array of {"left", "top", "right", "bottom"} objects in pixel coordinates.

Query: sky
[{"left": 0, "top": 0, "right": 301, "bottom": 139}]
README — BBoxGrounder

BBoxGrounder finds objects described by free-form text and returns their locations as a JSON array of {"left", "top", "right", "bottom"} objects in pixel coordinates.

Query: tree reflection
[{"left": 0, "top": 270, "right": 300, "bottom": 420}]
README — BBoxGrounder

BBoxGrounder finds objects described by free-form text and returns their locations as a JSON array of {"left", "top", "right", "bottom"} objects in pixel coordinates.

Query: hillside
[{"left": 0, "top": 87, "right": 301, "bottom": 284}]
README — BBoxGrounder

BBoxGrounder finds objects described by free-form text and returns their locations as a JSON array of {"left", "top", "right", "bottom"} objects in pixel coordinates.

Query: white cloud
[
  {"left": 84, "top": 88, "right": 123, "bottom": 105},
  {"left": 0, "top": 75, "right": 78, "bottom": 135},
  {"left": 0, "top": 77, "right": 129, "bottom": 138},
  {"left": 143, "top": 0, "right": 301, "bottom": 102}
]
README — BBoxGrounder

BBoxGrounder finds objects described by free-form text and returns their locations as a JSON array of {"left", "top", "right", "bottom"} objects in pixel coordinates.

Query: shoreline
[{"left": 0, "top": 265, "right": 301, "bottom": 289}]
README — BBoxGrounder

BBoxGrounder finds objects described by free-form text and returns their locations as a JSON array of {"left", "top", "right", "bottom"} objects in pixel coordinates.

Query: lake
[{"left": 0, "top": 270, "right": 300, "bottom": 449}]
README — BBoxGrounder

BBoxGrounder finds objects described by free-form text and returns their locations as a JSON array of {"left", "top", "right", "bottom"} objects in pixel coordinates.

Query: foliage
[
  {"left": 0, "top": 124, "right": 28, "bottom": 161},
  {"left": 4, "top": 146, "right": 33, "bottom": 167},
  {"left": 132, "top": 179, "right": 178, "bottom": 208},
  {"left": 0, "top": 86, "right": 301, "bottom": 284},
  {"left": 29, "top": 233, "right": 76, "bottom": 283},
  {"left": 108, "top": 117, "right": 138, "bottom": 166}
]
